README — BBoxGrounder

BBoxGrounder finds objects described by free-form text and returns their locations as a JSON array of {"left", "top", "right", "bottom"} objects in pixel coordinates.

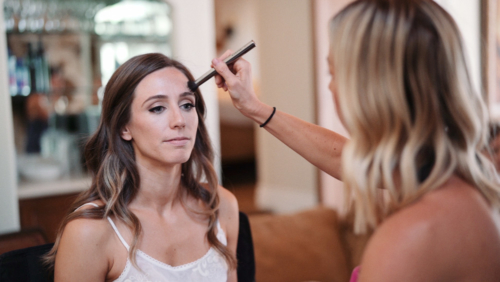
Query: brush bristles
[{"left": 188, "top": 81, "right": 198, "bottom": 92}]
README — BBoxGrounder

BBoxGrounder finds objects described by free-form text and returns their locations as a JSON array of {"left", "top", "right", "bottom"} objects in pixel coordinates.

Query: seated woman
[{"left": 43, "top": 53, "right": 239, "bottom": 282}]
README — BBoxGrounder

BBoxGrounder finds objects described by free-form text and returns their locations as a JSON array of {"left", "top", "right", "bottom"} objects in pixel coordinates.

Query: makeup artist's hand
[
  {"left": 212, "top": 51, "right": 272, "bottom": 123},
  {"left": 213, "top": 50, "right": 347, "bottom": 181}
]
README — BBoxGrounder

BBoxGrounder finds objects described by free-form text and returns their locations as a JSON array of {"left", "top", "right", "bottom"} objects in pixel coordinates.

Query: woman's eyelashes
[
  {"left": 180, "top": 102, "right": 195, "bottom": 111},
  {"left": 149, "top": 105, "right": 165, "bottom": 114},
  {"left": 148, "top": 102, "right": 195, "bottom": 114}
]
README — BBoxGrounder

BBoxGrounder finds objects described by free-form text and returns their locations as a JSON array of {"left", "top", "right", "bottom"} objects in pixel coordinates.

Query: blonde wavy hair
[
  {"left": 43, "top": 53, "right": 236, "bottom": 270},
  {"left": 329, "top": 0, "right": 500, "bottom": 233}
]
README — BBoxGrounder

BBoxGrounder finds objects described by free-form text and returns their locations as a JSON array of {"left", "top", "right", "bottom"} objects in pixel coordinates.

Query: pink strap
[{"left": 350, "top": 266, "right": 361, "bottom": 282}]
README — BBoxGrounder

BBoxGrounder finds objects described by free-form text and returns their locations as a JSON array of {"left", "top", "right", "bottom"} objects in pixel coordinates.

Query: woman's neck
[{"left": 131, "top": 162, "right": 183, "bottom": 214}]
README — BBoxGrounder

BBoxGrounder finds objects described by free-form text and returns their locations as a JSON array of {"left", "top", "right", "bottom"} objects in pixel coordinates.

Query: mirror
[{"left": 4, "top": 0, "right": 172, "bottom": 181}]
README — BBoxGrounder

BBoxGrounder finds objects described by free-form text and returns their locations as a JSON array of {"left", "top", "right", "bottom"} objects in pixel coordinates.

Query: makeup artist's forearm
[{"left": 250, "top": 105, "right": 346, "bottom": 180}]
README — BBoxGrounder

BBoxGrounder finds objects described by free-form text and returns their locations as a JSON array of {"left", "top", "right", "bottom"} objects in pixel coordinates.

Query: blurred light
[
  {"left": 95, "top": 1, "right": 149, "bottom": 23},
  {"left": 95, "top": 22, "right": 106, "bottom": 35},
  {"left": 21, "top": 85, "right": 30, "bottom": 96},
  {"left": 18, "top": 19, "right": 26, "bottom": 32},
  {"left": 100, "top": 43, "right": 116, "bottom": 85},
  {"left": 94, "top": 0, "right": 171, "bottom": 37},
  {"left": 154, "top": 16, "right": 171, "bottom": 36},
  {"left": 115, "top": 42, "right": 129, "bottom": 64}
]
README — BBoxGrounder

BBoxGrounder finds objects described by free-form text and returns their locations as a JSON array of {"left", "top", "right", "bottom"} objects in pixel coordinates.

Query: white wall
[
  {"left": 165, "top": 0, "right": 221, "bottom": 178},
  {"left": 485, "top": 0, "right": 499, "bottom": 118},
  {"left": 313, "top": 0, "right": 353, "bottom": 215},
  {"left": 0, "top": 0, "right": 20, "bottom": 234},
  {"left": 214, "top": 0, "right": 259, "bottom": 80},
  {"left": 434, "top": 0, "right": 481, "bottom": 93},
  {"left": 214, "top": 0, "right": 260, "bottom": 129},
  {"left": 254, "top": 0, "right": 318, "bottom": 213}
]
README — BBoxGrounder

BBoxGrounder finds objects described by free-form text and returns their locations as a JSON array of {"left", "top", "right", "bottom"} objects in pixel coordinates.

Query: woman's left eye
[
  {"left": 149, "top": 106, "right": 165, "bottom": 113},
  {"left": 181, "top": 103, "right": 195, "bottom": 111}
]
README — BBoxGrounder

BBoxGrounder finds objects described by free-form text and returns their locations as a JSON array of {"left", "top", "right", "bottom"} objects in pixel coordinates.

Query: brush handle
[{"left": 189, "top": 40, "right": 256, "bottom": 91}]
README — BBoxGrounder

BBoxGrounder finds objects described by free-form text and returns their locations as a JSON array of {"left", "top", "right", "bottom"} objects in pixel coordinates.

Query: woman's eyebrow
[
  {"left": 142, "top": 92, "right": 195, "bottom": 106},
  {"left": 180, "top": 92, "right": 195, "bottom": 98},
  {"left": 142, "top": 94, "right": 167, "bottom": 106}
]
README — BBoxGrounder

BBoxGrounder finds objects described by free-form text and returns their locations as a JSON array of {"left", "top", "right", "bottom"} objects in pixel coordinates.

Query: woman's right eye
[{"left": 149, "top": 106, "right": 165, "bottom": 114}]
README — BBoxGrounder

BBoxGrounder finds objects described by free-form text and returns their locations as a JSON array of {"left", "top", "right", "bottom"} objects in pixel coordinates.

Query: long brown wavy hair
[{"left": 43, "top": 53, "right": 236, "bottom": 270}]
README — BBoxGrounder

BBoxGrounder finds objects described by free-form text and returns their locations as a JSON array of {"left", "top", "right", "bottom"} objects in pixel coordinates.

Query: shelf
[{"left": 17, "top": 176, "right": 91, "bottom": 200}]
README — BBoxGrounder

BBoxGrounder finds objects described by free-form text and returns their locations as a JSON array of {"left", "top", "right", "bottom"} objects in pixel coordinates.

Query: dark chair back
[
  {"left": 0, "top": 212, "right": 256, "bottom": 282},
  {"left": 237, "top": 211, "right": 256, "bottom": 282},
  {"left": 0, "top": 228, "right": 48, "bottom": 255},
  {"left": 0, "top": 243, "right": 53, "bottom": 282}
]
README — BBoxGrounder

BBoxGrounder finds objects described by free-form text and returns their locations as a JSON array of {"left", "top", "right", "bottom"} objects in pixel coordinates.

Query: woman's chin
[
  {"left": 136, "top": 154, "right": 191, "bottom": 168},
  {"left": 163, "top": 154, "right": 192, "bottom": 166}
]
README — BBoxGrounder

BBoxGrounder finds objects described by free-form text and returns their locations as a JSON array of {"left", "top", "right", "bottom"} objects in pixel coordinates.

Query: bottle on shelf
[
  {"left": 27, "top": 42, "right": 51, "bottom": 94},
  {"left": 8, "top": 48, "right": 17, "bottom": 96},
  {"left": 9, "top": 42, "right": 52, "bottom": 96},
  {"left": 15, "top": 56, "right": 31, "bottom": 96}
]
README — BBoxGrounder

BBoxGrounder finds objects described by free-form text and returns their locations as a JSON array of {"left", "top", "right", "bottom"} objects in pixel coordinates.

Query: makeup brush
[{"left": 188, "top": 40, "right": 256, "bottom": 92}]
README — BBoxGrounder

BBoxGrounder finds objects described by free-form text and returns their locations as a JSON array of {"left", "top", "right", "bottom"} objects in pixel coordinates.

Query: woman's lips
[{"left": 165, "top": 137, "right": 190, "bottom": 146}]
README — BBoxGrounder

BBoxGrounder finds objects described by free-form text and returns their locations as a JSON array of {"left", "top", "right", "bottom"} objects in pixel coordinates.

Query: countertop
[{"left": 18, "top": 176, "right": 91, "bottom": 200}]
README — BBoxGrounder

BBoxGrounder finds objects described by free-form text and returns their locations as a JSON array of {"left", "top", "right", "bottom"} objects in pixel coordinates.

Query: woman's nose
[{"left": 169, "top": 107, "right": 186, "bottom": 129}]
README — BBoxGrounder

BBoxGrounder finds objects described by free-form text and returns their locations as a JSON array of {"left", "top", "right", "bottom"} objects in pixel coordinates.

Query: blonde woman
[
  {"left": 44, "top": 53, "right": 239, "bottom": 281},
  {"left": 212, "top": 0, "right": 500, "bottom": 281}
]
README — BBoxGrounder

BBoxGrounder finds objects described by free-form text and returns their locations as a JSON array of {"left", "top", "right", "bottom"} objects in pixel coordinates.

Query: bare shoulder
[
  {"left": 215, "top": 185, "right": 239, "bottom": 251},
  {"left": 218, "top": 186, "right": 239, "bottom": 215},
  {"left": 62, "top": 201, "right": 111, "bottom": 244},
  {"left": 360, "top": 177, "right": 500, "bottom": 281},
  {"left": 59, "top": 203, "right": 115, "bottom": 256},
  {"left": 62, "top": 213, "right": 112, "bottom": 246},
  {"left": 198, "top": 184, "right": 238, "bottom": 213},
  {"left": 198, "top": 184, "right": 239, "bottom": 230},
  {"left": 217, "top": 185, "right": 239, "bottom": 230},
  {"left": 55, "top": 202, "right": 114, "bottom": 280}
]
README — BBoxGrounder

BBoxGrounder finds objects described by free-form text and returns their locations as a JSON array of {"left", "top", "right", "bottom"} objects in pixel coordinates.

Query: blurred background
[
  {"left": 1, "top": 0, "right": 348, "bottom": 236},
  {"left": 0, "top": 1, "right": 492, "bottom": 278}
]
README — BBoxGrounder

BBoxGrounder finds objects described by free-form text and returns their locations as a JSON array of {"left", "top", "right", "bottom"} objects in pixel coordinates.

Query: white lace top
[{"left": 78, "top": 203, "right": 229, "bottom": 282}]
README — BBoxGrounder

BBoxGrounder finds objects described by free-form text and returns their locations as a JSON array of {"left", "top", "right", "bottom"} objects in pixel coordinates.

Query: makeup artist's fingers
[
  {"left": 231, "top": 59, "right": 252, "bottom": 81},
  {"left": 219, "top": 49, "right": 233, "bottom": 61},
  {"left": 212, "top": 58, "right": 237, "bottom": 88},
  {"left": 212, "top": 57, "right": 260, "bottom": 116},
  {"left": 213, "top": 50, "right": 234, "bottom": 87}
]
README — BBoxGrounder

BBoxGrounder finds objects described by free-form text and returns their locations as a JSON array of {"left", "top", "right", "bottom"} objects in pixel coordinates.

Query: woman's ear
[{"left": 121, "top": 126, "right": 132, "bottom": 141}]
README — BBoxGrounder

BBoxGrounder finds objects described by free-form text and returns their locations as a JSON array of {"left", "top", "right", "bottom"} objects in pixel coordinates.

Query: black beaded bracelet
[{"left": 260, "top": 107, "right": 276, "bottom": 128}]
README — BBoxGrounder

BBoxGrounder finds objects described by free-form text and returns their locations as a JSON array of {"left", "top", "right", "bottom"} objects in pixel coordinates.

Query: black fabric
[
  {"left": 237, "top": 211, "right": 256, "bottom": 282},
  {"left": 0, "top": 212, "right": 256, "bottom": 282},
  {"left": 0, "top": 243, "right": 54, "bottom": 282}
]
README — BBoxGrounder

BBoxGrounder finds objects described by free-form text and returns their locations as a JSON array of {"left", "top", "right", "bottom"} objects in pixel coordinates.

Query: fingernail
[{"left": 212, "top": 58, "right": 221, "bottom": 66}]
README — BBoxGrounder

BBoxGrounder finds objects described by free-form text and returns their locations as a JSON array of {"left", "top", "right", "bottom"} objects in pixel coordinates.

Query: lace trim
[
  {"left": 136, "top": 247, "right": 216, "bottom": 271},
  {"left": 113, "top": 260, "right": 131, "bottom": 282},
  {"left": 113, "top": 248, "right": 221, "bottom": 281},
  {"left": 107, "top": 213, "right": 227, "bottom": 278}
]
